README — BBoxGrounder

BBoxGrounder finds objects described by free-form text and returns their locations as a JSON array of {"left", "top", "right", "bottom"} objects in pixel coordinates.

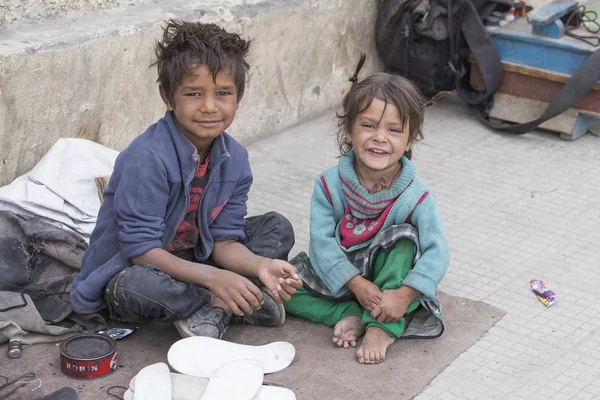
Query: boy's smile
[{"left": 162, "top": 64, "right": 241, "bottom": 155}]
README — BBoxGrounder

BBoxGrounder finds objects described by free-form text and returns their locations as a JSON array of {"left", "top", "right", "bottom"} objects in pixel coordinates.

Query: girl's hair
[{"left": 336, "top": 73, "right": 425, "bottom": 159}]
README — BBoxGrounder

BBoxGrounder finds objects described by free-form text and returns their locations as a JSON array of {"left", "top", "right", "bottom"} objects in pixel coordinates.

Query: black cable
[
  {"left": 0, "top": 373, "right": 36, "bottom": 391},
  {"left": 106, "top": 385, "right": 128, "bottom": 400},
  {"left": 0, "top": 291, "right": 29, "bottom": 312},
  {"left": 0, "top": 290, "right": 70, "bottom": 313},
  {"left": 565, "top": 5, "right": 600, "bottom": 47}
]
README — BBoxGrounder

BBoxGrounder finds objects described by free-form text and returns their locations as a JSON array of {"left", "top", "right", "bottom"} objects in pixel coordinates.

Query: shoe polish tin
[{"left": 59, "top": 333, "right": 118, "bottom": 379}]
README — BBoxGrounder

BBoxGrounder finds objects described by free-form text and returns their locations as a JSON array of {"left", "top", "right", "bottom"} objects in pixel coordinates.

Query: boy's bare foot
[
  {"left": 356, "top": 326, "right": 395, "bottom": 364},
  {"left": 332, "top": 316, "right": 365, "bottom": 348}
]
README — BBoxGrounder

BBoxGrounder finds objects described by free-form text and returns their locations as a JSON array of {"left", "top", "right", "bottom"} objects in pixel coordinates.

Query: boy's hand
[
  {"left": 370, "top": 286, "right": 420, "bottom": 323},
  {"left": 208, "top": 269, "right": 263, "bottom": 317},
  {"left": 346, "top": 276, "right": 382, "bottom": 311},
  {"left": 257, "top": 259, "right": 303, "bottom": 303}
]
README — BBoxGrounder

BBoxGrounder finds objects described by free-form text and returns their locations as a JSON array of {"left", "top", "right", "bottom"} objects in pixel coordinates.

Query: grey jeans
[{"left": 103, "top": 212, "right": 295, "bottom": 323}]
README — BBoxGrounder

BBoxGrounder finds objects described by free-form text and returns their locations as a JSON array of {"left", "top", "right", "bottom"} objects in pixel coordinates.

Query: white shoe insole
[
  {"left": 133, "top": 362, "right": 172, "bottom": 400},
  {"left": 130, "top": 371, "right": 296, "bottom": 400},
  {"left": 123, "top": 389, "right": 134, "bottom": 400},
  {"left": 168, "top": 337, "right": 295, "bottom": 377},
  {"left": 200, "top": 359, "right": 263, "bottom": 400}
]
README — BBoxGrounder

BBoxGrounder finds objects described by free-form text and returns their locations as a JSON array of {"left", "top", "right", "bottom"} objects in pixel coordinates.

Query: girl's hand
[
  {"left": 347, "top": 276, "right": 382, "bottom": 311},
  {"left": 370, "top": 286, "right": 420, "bottom": 323}
]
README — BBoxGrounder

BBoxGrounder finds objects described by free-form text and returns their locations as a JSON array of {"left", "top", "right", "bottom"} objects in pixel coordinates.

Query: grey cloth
[{"left": 0, "top": 211, "right": 106, "bottom": 345}]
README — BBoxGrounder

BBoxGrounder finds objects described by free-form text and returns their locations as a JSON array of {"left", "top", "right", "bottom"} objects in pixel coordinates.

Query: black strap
[
  {"left": 455, "top": 0, "right": 503, "bottom": 105},
  {"left": 454, "top": 0, "right": 600, "bottom": 134},
  {"left": 474, "top": 48, "right": 600, "bottom": 134},
  {"left": 447, "top": 0, "right": 456, "bottom": 71},
  {"left": 349, "top": 52, "right": 367, "bottom": 85}
]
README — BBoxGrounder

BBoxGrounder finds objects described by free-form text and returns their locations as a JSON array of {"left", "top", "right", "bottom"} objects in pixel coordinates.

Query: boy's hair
[
  {"left": 336, "top": 73, "right": 425, "bottom": 160},
  {"left": 151, "top": 20, "right": 250, "bottom": 106}
]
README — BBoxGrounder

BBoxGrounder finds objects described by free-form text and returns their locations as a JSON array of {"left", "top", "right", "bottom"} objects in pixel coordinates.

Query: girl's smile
[{"left": 347, "top": 98, "right": 410, "bottom": 190}]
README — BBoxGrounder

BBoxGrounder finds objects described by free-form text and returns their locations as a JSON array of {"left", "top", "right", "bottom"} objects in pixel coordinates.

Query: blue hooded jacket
[{"left": 70, "top": 111, "right": 252, "bottom": 314}]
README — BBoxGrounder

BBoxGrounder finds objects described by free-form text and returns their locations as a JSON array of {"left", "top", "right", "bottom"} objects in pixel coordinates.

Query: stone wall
[{"left": 0, "top": 0, "right": 382, "bottom": 185}]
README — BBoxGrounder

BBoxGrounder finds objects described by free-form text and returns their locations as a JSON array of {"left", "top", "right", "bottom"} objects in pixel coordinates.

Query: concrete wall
[
  {"left": 0, "top": 0, "right": 152, "bottom": 26},
  {"left": 0, "top": 0, "right": 382, "bottom": 186}
]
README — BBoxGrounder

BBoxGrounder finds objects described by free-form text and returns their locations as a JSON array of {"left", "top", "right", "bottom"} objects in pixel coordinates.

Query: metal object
[
  {"left": 473, "top": 0, "right": 600, "bottom": 140},
  {"left": 527, "top": 0, "right": 579, "bottom": 38},
  {"left": 489, "top": 0, "right": 596, "bottom": 76},
  {"left": 7, "top": 338, "right": 22, "bottom": 359},
  {"left": 59, "top": 333, "right": 118, "bottom": 379}
]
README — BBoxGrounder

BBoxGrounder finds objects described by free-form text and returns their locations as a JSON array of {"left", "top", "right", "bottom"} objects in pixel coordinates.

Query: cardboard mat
[{"left": 0, "top": 292, "right": 503, "bottom": 399}]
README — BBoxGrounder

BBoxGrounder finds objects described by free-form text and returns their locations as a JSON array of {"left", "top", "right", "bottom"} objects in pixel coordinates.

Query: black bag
[
  {"left": 376, "top": 0, "right": 600, "bottom": 134},
  {"left": 376, "top": 0, "right": 509, "bottom": 102}
]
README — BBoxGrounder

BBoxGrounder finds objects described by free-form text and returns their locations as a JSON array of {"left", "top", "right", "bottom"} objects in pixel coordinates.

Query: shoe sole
[
  {"left": 173, "top": 319, "right": 195, "bottom": 339},
  {"left": 168, "top": 336, "right": 296, "bottom": 378},
  {"left": 129, "top": 370, "right": 297, "bottom": 400},
  {"left": 277, "top": 300, "right": 286, "bottom": 326},
  {"left": 130, "top": 362, "right": 171, "bottom": 400},
  {"left": 201, "top": 360, "right": 264, "bottom": 400},
  {"left": 264, "top": 288, "right": 286, "bottom": 327}
]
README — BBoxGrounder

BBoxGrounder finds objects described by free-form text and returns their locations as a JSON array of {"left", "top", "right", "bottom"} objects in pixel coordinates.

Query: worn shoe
[
  {"left": 230, "top": 288, "right": 285, "bottom": 327},
  {"left": 173, "top": 307, "right": 230, "bottom": 339}
]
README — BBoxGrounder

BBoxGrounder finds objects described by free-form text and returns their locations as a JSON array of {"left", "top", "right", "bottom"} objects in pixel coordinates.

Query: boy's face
[{"left": 161, "top": 64, "right": 241, "bottom": 154}]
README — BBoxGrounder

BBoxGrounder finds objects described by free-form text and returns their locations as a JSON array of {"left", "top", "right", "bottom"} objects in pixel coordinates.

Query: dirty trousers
[
  {"left": 103, "top": 212, "right": 294, "bottom": 323},
  {"left": 284, "top": 239, "right": 419, "bottom": 338}
]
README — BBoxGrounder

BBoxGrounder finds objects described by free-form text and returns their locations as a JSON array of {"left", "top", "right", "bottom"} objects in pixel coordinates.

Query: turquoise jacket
[{"left": 309, "top": 153, "right": 450, "bottom": 300}]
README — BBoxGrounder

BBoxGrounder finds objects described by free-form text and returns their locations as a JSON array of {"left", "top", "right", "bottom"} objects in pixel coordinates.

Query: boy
[{"left": 70, "top": 20, "right": 302, "bottom": 339}]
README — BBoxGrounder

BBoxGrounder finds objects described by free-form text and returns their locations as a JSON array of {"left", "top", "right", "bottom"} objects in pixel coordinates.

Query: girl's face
[{"left": 347, "top": 98, "right": 411, "bottom": 179}]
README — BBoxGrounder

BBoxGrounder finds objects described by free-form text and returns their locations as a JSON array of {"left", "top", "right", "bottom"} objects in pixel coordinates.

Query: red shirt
[{"left": 166, "top": 155, "right": 210, "bottom": 256}]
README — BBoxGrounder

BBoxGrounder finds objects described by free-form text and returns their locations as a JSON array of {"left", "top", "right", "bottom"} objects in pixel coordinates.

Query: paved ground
[
  {"left": 245, "top": 94, "right": 600, "bottom": 400},
  {"left": 2, "top": 93, "right": 598, "bottom": 399}
]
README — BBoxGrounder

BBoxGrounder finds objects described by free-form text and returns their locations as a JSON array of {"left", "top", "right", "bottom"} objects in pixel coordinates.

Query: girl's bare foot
[
  {"left": 356, "top": 326, "right": 395, "bottom": 364},
  {"left": 332, "top": 316, "right": 365, "bottom": 348}
]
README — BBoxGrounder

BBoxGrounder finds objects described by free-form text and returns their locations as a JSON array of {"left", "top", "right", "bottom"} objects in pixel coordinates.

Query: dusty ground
[{"left": 0, "top": 292, "right": 501, "bottom": 400}]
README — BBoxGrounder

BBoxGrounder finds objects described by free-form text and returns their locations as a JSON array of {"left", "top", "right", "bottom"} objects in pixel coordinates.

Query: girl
[{"left": 284, "top": 73, "right": 450, "bottom": 364}]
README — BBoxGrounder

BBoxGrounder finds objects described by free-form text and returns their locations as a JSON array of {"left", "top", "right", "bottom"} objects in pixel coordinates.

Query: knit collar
[
  {"left": 164, "top": 110, "right": 229, "bottom": 181},
  {"left": 338, "top": 151, "right": 416, "bottom": 219}
]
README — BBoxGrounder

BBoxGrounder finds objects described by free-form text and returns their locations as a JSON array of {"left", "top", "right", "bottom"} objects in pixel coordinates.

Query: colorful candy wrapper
[{"left": 530, "top": 279, "right": 556, "bottom": 307}]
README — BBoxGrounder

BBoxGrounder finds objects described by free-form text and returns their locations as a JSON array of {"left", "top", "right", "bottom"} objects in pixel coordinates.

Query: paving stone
[{"left": 245, "top": 94, "right": 600, "bottom": 398}]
